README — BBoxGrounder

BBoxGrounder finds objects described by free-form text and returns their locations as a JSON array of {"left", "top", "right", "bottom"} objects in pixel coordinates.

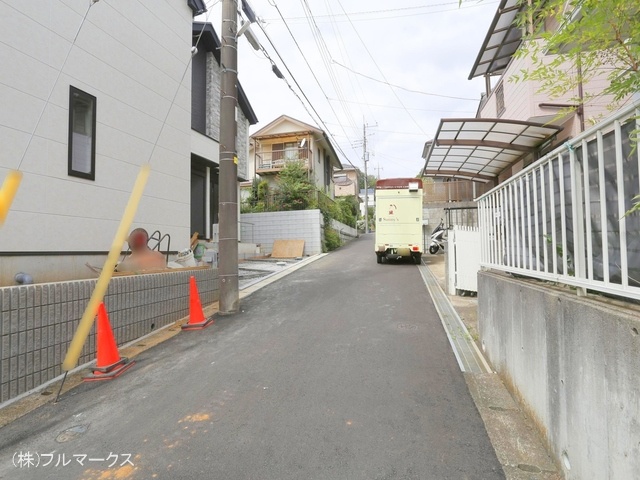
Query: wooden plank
[
  {"left": 113, "top": 265, "right": 210, "bottom": 276},
  {"left": 271, "top": 239, "right": 305, "bottom": 258},
  {"left": 190, "top": 232, "right": 199, "bottom": 249}
]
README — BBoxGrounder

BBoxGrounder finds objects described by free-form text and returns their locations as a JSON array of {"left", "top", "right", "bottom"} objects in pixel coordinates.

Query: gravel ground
[{"left": 239, "top": 258, "right": 304, "bottom": 289}]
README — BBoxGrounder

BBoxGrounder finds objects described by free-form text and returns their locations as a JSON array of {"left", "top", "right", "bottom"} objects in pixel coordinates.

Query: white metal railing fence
[{"left": 478, "top": 100, "right": 640, "bottom": 301}]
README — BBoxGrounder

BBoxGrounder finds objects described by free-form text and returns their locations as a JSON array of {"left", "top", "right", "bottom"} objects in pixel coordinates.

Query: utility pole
[
  {"left": 218, "top": 0, "right": 239, "bottom": 314},
  {"left": 375, "top": 163, "right": 383, "bottom": 179},
  {"left": 363, "top": 123, "right": 369, "bottom": 234}
]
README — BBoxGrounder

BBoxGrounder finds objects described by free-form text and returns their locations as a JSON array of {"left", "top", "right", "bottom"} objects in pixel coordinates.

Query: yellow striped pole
[
  {"left": 0, "top": 170, "right": 23, "bottom": 226},
  {"left": 62, "top": 163, "right": 151, "bottom": 371}
]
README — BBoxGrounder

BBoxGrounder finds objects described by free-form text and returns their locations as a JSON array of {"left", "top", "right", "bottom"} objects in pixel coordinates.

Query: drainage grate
[{"left": 418, "top": 263, "right": 491, "bottom": 374}]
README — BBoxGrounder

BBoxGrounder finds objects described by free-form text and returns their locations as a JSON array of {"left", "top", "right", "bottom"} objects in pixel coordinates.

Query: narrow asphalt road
[{"left": 0, "top": 235, "right": 504, "bottom": 480}]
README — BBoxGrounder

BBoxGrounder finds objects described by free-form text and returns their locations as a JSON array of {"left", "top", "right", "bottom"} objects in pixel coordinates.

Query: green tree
[
  {"left": 512, "top": 0, "right": 640, "bottom": 213},
  {"left": 512, "top": 0, "right": 640, "bottom": 110},
  {"left": 274, "top": 161, "right": 314, "bottom": 211},
  {"left": 242, "top": 178, "right": 270, "bottom": 213},
  {"left": 358, "top": 172, "right": 378, "bottom": 190},
  {"left": 367, "top": 206, "right": 375, "bottom": 230}
]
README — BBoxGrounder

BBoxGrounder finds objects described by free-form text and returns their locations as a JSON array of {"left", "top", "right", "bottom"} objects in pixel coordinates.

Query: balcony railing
[
  {"left": 256, "top": 148, "right": 310, "bottom": 173},
  {"left": 478, "top": 100, "right": 640, "bottom": 301}
]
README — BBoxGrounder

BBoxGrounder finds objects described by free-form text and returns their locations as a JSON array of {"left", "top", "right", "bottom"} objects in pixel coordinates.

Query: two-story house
[
  {"left": 420, "top": 0, "right": 627, "bottom": 186},
  {"left": 333, "top": 166, "right": 360, "bottom": 198},
  {"left": 248, "top": 115, "right": 343, "bottom": 198},
  {"left": 0, "top": 1, "right": 256, "bottom": 285}
]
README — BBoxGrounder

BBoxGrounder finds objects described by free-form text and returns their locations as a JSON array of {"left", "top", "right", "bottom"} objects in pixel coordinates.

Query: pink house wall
[{"left": 479, "top": 50, "right": 624, "bottom": 142}]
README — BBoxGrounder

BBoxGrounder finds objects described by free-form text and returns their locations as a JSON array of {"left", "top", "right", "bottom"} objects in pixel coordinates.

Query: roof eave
[
  {"left": 187, "top": 0, "right": 207, "bottom": 16},
  {"left": 468, "top": 0, "right": 523, "bottom": 80},
  {"left": 193, "top": 22, "right": 257, "bottom": 125}
]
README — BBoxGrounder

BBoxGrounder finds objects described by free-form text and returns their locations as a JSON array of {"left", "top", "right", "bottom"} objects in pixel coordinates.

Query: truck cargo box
[{"left": 374, "top": 178, "right": 423, "bottom": 264}]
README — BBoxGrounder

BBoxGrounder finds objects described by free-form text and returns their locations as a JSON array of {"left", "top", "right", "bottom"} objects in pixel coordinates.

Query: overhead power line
[
  {"left": 332, "top": 61, "right": 481, "bottom": 101},
  {"left": 326, "top": 97, "right": 477, "bottom": 113},
  {"left": 263, "top": 1, "right": 499, "bottom": 23},
  {"left": 253, "top": 5, "right": 360, "bottom": 170},
  {"left": 299, "top": 0, "right": 361, "bottom": 136},
  {"left": 335, "top": 0, "right": 427, "bottom": 136},
  {"left": 322, "top": 0, "right": 377, "bottom": 126},
  {"left": 324, "top": 123, "right": 433, "bottom": 137}
]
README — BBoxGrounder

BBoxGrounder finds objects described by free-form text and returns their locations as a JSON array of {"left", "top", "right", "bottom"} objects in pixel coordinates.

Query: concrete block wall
[
  {"left": 240, "top": 210, "right": 323, "bottom": 255},
  {"left": 423, "top": 202, "right": 477, "bottom": 229},
  {"left": 422, "top": 205, "right": 447, "bottom": 228},
  {"left": 330, "top": 219, "right": 358, "bottom": 244},
  {"left": 478, "top": 271, "right": 640, "bottom": 480},
  {"left": 0, "top": 269, "right": 217, "bottom": 404}
]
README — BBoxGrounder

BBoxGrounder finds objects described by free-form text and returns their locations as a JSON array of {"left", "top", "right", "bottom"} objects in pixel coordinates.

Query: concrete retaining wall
[
  {"left": 0, "top": 269, "right": 217, "bottom": 404},
  {"left": 240, "top": 210, "right": 324, "bottom": 255},
  {"left": 330, "top": 219, "right": 358, "bottom": 245},
  {"left": 478, "top": 271, "right": 640, "bottom": 479},
  {"left": 240, "top": 210, "right": 358, "bottom": 256},
  {"left": 423, "top": 201, "right": 477, "bottom": 229}
]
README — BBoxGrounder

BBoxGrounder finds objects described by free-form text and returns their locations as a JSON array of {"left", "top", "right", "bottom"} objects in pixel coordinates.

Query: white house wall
[
  {"left": 265, "top": 118, "right": 310, "bottom": 136},
  {"left": 0, "top": 0, "right": 194, "bottom": 281},
  {"left": 310, "top": 138, "right": 335, "bottom": 195},
  {"left": 311, "top": 138, "right": 321, "bottom": 190},
  {"left": 192, "top": 130, "right": 220, "bottom": 164}
]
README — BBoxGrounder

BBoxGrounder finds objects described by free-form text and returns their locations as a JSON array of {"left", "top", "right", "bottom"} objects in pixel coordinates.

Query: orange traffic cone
[
  {"left": 83, "top": 303, "right": 135, "bottom": 382},
  {"left": 181, "top": 276, "right": 214, "bottom": 330}
]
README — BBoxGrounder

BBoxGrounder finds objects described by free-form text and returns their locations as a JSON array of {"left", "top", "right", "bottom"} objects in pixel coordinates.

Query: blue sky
[{"left": 198, "top": 0, "right": 498, "bottom": 178}]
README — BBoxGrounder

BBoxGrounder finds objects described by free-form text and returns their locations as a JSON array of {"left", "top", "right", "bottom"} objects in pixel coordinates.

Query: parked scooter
[{"left": 429, "top": 219, "right": 446, "bottom": 254}]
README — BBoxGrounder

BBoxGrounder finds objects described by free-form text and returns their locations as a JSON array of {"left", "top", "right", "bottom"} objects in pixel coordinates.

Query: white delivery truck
[{"left": 374, "top": 178, "right": 423, "bottom": 264}]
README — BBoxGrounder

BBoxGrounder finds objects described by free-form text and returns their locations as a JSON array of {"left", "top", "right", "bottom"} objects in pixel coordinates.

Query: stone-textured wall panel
[{"left": 0, "top": 269, "right": 218, "bottom": 404}]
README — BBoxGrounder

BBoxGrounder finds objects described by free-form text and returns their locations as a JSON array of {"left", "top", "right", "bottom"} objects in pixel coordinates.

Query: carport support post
[{"left": 218, "top": 0, "right": 239, "bottom": 314}]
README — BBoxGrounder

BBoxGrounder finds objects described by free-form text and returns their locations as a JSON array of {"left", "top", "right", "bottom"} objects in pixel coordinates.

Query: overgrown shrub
[
  {"left": 242, "top": 178, "right": 271, "bottom": 213},
  {"left": 324, "top": 227, "right": 341, "bottom": 251},
  {"left": 243, "top": 164, "right": 358, "bottom": 249},
  {"left": 335, "top": 196, "right": 359, "bottom": 227}
]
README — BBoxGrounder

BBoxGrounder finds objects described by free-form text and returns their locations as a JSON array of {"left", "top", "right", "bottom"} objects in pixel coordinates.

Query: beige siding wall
[{"left": 335, "top": 183, "right": 357, "bottom": 197}]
